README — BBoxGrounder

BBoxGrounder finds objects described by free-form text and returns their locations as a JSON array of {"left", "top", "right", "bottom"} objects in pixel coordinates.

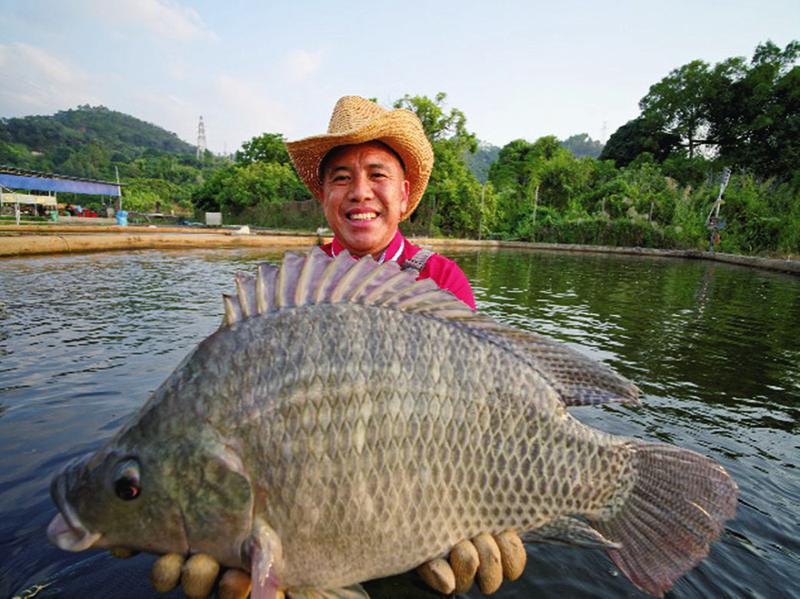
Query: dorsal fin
[{"left": 221, "top": 247, "right": 639, "bottom": 407}]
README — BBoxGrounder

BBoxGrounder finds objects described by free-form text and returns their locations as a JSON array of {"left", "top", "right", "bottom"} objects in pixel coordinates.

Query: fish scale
[
  {"left": 201, "top": 302, "right": 631, "bottom": 588},
  {"left": 48, "top": 248, "right": 737, "bottom": 598}
]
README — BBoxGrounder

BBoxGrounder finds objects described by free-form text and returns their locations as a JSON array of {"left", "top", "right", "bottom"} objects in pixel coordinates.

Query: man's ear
[{"left": 400, "top": 180, "right": 410, "bottom": 215}]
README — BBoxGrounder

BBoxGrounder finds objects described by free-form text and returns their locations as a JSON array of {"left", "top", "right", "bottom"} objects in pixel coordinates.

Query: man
[
  {"left": 144, "top": 97, "right": 521, "bottom": 598},
  {"left": 285, "top": 95, "right": 475, "bottom": 309}
]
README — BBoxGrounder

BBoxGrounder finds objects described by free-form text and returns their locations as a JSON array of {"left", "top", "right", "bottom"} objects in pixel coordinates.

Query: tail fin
[{"left": 594, "top": 442, "right": 738, "bottom": 597}]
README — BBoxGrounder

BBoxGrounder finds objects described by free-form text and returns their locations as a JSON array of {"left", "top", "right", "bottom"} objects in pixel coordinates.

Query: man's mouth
[{"left": 347, "top": 211, "right": 378, "bottom": 221}]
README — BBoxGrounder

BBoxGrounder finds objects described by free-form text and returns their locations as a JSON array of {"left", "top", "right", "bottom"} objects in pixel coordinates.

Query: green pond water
[{"left": 0, "top": 247, "right": 797, "bottom": 598}]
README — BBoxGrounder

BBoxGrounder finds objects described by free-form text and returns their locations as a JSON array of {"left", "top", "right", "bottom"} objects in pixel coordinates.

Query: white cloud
[
  {"left": 84, "top": 0, "right": 216, "bottom": 43},
  {"left": 283, "top": 49, "right": 323, "bottom": 81},
  {"left": 0, "top": 43, "right": 98, "bottom": 115}
]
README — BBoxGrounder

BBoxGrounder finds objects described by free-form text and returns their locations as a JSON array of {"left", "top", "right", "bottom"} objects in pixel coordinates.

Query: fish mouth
[{"left": 48, "top": 473, "right": 102, "bottom": 552}]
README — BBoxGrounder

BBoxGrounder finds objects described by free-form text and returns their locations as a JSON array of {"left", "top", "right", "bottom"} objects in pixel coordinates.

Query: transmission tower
[{"left": 196, "top": 116, "right": 207, "bottom": 160}]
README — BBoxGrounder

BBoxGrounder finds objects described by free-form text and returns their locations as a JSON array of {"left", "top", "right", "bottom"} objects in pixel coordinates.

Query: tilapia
[{"left": 48, "top": 248, "right": 738, "bottom": 598}]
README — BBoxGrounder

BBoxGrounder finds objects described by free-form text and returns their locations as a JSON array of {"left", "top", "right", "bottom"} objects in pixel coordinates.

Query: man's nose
[{"left": 348, "top": 172, "right": 372, "bottom": 202}]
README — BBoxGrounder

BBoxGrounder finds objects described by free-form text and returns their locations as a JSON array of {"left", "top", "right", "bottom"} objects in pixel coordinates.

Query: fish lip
[{"left": 48, "top": 472, "right": 102, "bottom": 551}]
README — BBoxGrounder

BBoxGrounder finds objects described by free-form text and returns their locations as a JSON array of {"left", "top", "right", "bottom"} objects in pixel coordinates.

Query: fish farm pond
[{"left": 1, "top": 247, "right": 798, "bottom": 598}]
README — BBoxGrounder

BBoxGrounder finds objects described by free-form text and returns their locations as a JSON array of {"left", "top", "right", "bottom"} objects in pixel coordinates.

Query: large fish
[{"left": 48, "top": 248, "right": 737, "bottom": 598}]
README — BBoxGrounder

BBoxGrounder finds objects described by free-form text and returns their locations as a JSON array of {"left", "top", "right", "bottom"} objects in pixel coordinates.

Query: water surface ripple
[{"left": 1, "top": 248, "right": 797, "bottom": 598}]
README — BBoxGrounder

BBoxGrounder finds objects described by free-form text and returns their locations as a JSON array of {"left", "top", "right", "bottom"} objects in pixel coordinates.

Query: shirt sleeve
[{"left": 420, "top": 254, "right": 477, "bottom": 310}]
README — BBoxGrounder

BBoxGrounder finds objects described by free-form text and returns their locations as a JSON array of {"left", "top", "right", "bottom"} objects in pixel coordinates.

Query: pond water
[{"left": 0, "top": 247, "right": 798, "bottom": 599}]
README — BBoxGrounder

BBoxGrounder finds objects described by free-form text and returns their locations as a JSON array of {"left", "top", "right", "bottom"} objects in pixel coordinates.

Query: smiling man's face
[{"left": 320, "top": 141, "right": 410, "bottom": 258}]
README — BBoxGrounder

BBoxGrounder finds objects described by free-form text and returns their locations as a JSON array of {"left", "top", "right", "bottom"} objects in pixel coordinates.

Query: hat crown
[{"left": 327, "top": 96, "right": 386, "bottom": 134}]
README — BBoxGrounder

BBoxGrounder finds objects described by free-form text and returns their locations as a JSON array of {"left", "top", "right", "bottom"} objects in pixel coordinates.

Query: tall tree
[
  {"left": 392, "top": 93, "right": 485, "bottom": 236},
  {"left": 561, "top": 133, "right": 604, "bottom": 158},
  {"left": 639, "top": 60, "right": 715, "bottom": 159},
  {"left": 393, "top": 92, "right": 478, "bottom": 154},
  {"left": 600, "top": 116, "right": 681, "bottom": 167},
  {"left": 236, "top": 133, "right": 292, "bottom": 166},
  {"left": 709, "top": 41, "right": 800, "bottom": 178}
]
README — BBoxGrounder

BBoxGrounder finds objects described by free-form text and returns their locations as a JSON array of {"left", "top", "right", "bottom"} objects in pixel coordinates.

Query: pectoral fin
[{"left": 249, "top": 520, "right": 283, "bottom": 599}]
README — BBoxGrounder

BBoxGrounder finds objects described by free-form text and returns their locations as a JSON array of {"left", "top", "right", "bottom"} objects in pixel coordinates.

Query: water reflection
[{"left": 0, "top": 247, "right": 798, "bottom": 598}]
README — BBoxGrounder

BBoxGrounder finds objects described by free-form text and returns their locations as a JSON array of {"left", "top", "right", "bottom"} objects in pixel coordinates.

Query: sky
[{"left": 0, "top": 0, "right": 797, "bottom": 154}]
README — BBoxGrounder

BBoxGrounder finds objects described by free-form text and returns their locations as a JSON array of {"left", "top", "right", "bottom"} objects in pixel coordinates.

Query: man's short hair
[{"left": 319, "top": 141, "right": 406, "bottom": 182}]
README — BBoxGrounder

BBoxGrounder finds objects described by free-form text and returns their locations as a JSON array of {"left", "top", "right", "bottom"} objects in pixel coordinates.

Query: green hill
[{"left": 0, "top": 105, "right": 198, "bottom": 180}]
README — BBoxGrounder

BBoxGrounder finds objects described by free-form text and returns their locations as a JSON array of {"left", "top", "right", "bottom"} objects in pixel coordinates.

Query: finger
[
  {"left": 494, "top": 530, "right": 526, "bottom": 581},
  {"left": 151, "top": 553, "right": 185, "bottom": 593},
  {"left": 449, "top": 539, "right": 480, "bottom": 593},
  {"left": 181, "top": 553, "right": 220, "bottom": 599},
  {"left": 219, "top": 568, "right": 252, "bottom": 599},
  {"left": 472, "top": 533, "right": 503, "bottom": 595},
  {"left": 109, "top": 547, "right": 138, "bottom": 559},
  {"left": 417, "top": 557, "right": 456, "bottom": 595}
]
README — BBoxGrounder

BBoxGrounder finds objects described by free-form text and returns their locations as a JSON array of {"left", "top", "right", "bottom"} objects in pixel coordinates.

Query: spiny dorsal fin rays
[
  {"left": 347, "top": 261, "right": 405, "bottom": 303},
  {"left": 361, "top": 270, "right": 418, "bottom": 305},
  {"left": 294, "top": 250, "right": 331, "bottom": 306},
  {"left": 394, "top": 288, "right": 460, "bottom": 311},
  {"left": 222, "top": 248, "right": 639, "bottom": 407},
  {"left": 375, "top": 278, "right": 440, "bottom": 307},
  {"left": 276, "top": 253, "right": 306, "bottom": 309},
  {"left": 236, "top": 273, "right": 256, "bottom": 318},
  {"left": 256, "top": 264, "right": 277, "bottom": 314},
  {"left": 222, "top": 294, "right": 243, "bottom": 327},
  {"left": 314, "top": 250, "right": 358, "bottom": 304},
  {"left": 330, "top": 258, "right": 383, "bottom": 303}
]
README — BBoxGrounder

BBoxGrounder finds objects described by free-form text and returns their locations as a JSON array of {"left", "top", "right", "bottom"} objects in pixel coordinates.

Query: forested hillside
[{"left": 0, "top": 105, "right": 226, "bottom": 212}]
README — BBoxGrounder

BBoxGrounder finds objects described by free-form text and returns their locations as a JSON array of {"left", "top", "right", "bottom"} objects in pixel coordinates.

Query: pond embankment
[{"left": 1, "top": 224, "right": 798, "bottom": 275}]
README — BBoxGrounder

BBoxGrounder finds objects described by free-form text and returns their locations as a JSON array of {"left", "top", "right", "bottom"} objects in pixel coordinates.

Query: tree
[
  {"left": 600, "top": 116, "right": 681, "bottom": 167},
  {"left": 391, "top": 93, "right": 484, "bottom": 236},
  {"left": 393, "top": 92, "right": 478, "bottom": 154},
  {"left": 639, "top": 60, "right": 716, "bottom": 159},
  {"left": 236, "top": 133, "right": 292, "bottom": 166},
  {"left": 560, "top": 133, "right": 604, "bottom": 158},
  {"left": 709, "top": 41, "right": 800, "bottom": 179}
]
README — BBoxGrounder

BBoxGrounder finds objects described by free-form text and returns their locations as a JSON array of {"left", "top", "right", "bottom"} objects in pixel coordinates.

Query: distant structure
[{"left": 196, "top": 116, "right": 207, "bottom": 160}]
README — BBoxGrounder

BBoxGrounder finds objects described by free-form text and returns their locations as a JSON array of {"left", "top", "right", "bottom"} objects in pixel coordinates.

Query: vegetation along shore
[{"left": 1, "top": 41, "right": 797, "bottom": 258}]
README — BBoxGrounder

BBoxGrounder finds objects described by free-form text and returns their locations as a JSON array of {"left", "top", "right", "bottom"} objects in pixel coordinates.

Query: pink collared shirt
[{"left": 320, "top": 230, "right": 476, "bottom": 310}]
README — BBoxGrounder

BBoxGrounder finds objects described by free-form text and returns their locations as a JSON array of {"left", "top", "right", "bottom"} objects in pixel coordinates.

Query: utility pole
[
  {"left": 115, "top": 166, "right": 122, "bottom": 211},
  {"left": 197, "top": 116, "right": 207, "bottom": 161}
]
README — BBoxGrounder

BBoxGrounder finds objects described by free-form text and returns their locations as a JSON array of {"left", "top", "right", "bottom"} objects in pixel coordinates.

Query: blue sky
[{"left": 1, "top": 0, "right": 797, "bottom": 153}]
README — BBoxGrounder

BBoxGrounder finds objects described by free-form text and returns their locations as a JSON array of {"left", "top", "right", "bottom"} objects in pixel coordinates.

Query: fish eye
[{"left": 113, "top": 459, "right": 141, "bottom": 501}]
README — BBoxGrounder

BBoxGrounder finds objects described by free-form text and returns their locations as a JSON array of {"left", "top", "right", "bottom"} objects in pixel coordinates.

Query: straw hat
[{"left": 286, "top": 96, "right": 434, "bottom": 221}]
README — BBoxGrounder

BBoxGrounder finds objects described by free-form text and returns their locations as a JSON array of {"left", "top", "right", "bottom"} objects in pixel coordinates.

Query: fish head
[
  {"left": 47, "top": 443, "right": 190, "bottom": 556},
  {"left": 48, "top": 433, "right": 258, "bottom": 569}
]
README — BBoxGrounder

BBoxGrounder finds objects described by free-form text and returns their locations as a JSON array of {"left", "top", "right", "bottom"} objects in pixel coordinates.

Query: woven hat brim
[{"left": 286, "top": 110, "right": 433, "bottom": 221}]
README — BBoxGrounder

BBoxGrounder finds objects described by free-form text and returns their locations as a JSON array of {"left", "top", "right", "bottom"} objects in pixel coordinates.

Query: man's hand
[
  {"left": 114, "top": 528, "right": 525, "bottom": 598},
  {"left": 150, "top": 553, "right": 253, "bottom": 599},
  {"left": 417, "top": 529, "right": 526, "bottom": 595}
]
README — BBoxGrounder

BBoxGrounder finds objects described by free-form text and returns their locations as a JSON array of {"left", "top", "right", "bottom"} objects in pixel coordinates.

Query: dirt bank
[{"left": 1, "top": 225, "right": 797, "bottom": 275}]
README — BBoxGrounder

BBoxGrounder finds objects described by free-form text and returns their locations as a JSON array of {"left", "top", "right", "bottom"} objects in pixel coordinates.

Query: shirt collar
[{"left": 331, "top": 229, "right": 406, "bottom": 264}]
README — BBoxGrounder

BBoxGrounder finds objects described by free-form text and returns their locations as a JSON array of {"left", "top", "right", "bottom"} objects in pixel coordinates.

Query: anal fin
[{"left": 523, "top": 515, "right": 621, "bottom": 549}]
